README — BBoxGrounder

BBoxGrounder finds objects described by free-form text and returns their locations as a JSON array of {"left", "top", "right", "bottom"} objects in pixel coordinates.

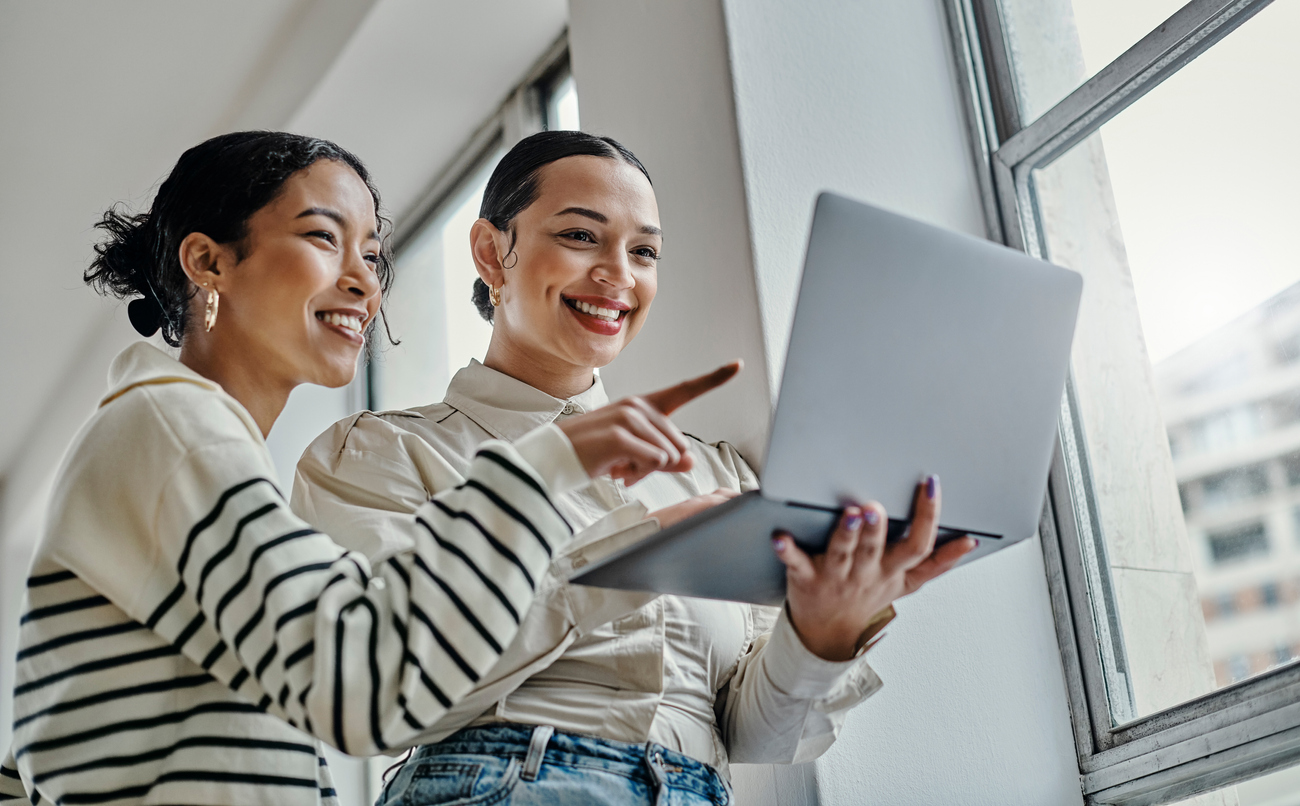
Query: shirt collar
[{"left": 443, "top": 359, "right": 610, "bottom": 441}]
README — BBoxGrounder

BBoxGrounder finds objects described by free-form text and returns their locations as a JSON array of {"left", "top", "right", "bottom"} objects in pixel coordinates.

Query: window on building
[
  {"left": 949, "top": 0, "right": 1300, "bottom": 800},
  {"left": 369, "top": 50, "right": 578, "bottom": 411},
  {"left": 1262, "top": 583, "right": 1280, "bottom": 608},
  {"left": 1267, "top": 391, "right": 1300, "bottom": 431},
  {"left": 1206, "top": 523, "right": 1269, "bottom": 566},
  {"left": 1199, "top": 465, "right": 1270, "bottom": 512}
]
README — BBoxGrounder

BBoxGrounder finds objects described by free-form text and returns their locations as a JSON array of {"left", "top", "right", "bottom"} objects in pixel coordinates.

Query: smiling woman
[
  {"left": 468, "top": 134, "right": 660, "bottom": 397},
  {"left": 0, "top": 131, "right": 726, "bottom": 806}
]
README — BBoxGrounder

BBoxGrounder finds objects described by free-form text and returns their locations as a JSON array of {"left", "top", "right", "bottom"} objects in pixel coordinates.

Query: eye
[
  {"left": 633, "top": 246, "right": 660, "bottom": 261},
  {"left": 363, "top": 253, "right": 381, "bottom": 269},
  {"left": 307, "top": 230, "right": 337, "bottom": 246},
  {"left": 560, "top": 229, "right": 596, "bottom": 244}
]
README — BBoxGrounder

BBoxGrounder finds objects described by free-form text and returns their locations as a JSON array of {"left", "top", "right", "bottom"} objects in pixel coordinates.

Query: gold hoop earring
[
  {"left": 204, "top": 287, "right": 220, "bottom": 332},
  {"left": 489, "top": 284, "right": 502, "bottom": 307},
  {"left": 502, "top": 250, "right": 518, "bottom": 270}
]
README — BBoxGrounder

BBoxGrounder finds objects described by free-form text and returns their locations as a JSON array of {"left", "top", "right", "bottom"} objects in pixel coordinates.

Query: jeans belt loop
[
  {"left": 521, "top": 725, "right": 554, "bottom": 782},
  {"left": 643, "top": 742, "right": 669, "bottom": 806}
]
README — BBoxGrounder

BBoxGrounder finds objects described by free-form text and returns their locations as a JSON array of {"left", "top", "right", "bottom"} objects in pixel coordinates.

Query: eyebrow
[
  {"left": 554, "top": 206, "right": 662, "bottom": 237},
  {"left": 296, "top": 207, "right": 380, "bottom": 241}
]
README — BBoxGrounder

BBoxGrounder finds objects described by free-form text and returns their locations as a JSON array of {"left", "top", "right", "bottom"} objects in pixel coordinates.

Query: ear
[
  {"left": 469, "top": 218, "right": 510, "bottom": 289},
  {"left": 178, "top": 231, "right": 227, "bottom": 292}
]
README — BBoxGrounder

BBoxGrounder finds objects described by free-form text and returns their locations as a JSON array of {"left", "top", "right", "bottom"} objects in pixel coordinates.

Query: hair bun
[{"left": 127, "top": 296, "right": 164, "bottom": 337}]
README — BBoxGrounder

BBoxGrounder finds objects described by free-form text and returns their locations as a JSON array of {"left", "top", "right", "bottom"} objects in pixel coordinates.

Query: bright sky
[{"left": 1069, "top": 0, "right": 1300, "bottom": 362}]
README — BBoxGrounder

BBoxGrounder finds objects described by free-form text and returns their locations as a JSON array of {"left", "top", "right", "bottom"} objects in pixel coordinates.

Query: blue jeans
[{"left": 377, "top": 723, "right": 733, "bottom": 806}]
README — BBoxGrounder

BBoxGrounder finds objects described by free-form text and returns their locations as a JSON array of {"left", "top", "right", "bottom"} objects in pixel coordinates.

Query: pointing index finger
[{"left": 643, "top": 360, "right": 742, "bottom": 416}]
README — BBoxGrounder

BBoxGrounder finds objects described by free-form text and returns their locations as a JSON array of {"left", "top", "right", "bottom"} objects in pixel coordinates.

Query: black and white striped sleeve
[
  {"left": 150, "top": 425, "right": 583, "bottom": 756},
  {"left": 0, "top": 750, "right": 32, "bottom": 804}
]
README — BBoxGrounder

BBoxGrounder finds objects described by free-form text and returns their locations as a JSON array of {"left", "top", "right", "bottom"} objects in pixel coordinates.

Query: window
[
  {"left": 370, "top": 155, "right": 500, "bottom": 410},
  {"left": 1206, "top": 522, "right": 1268, "bottom": 566},
  {"left": 369, "top": 47, "right": 579, "bottom": 410},
  {"left": 1199, "top": 465, "right": 1270, "bottom": 511},
  {"left": 947, "top": 0, "right": 1300, "bottom": 800},
  {"left": 543, "top": 66, "right": 580, "bottom": 131}
]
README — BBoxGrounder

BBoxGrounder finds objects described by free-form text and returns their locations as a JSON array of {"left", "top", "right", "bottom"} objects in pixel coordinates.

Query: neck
[
  {"left": 179, "top": 333, "right": 292, "bottom": 438},
  {"left": 482, "top": 335, "right": 595, "bottom": 400}
]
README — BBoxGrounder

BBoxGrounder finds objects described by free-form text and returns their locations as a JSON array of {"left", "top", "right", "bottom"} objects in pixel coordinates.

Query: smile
[
  {"left": 562, "top": 295, "right": 632, "bottom": 336},
  {"left": 564, "top": 299, "right": 624, "bottom": 322},
  {"left": 316, "top": 311, "right": 365, "bottom": 337}
]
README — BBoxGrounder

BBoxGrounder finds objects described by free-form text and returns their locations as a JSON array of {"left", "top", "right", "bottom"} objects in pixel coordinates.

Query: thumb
[{"left": 773, "top": 532, "right": 816, "bottom": 586}]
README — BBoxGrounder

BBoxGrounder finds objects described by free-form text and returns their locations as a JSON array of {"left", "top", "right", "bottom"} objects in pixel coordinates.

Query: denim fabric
[{"left": 378, "top": 724, "right": 732, "bottom": 806}]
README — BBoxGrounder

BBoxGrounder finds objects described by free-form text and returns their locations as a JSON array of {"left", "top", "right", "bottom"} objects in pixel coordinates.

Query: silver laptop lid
[{"left": 762, "top": 193, "right": 1081, "bottom": 542}]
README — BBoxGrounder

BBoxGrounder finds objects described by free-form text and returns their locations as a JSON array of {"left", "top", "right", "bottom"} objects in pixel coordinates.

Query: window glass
[
  {"left": 546, "top": 72, "right": 580, "bottom": 131},
  {"left": 1168, "top": 756, "right": 1300, "bottom": 806},
  {"left": 1000, "top": 0, "right": 1191, "bottom": 124},
  {"left": 371, "top": 154, "right": 501, "bottom": 411},
  {"left": 1030, "top": 0, "right": 1300, "bottom": 720}
]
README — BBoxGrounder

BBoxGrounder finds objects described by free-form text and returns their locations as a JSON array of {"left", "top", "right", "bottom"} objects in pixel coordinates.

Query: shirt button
[{"left": 562, "top": 402, "right": 578, "bottom": 415}]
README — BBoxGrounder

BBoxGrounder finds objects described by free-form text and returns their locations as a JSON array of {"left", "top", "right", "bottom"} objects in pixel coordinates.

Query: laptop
[{"left": 570, "top": 192, "right": 1083, "bottom": 606}]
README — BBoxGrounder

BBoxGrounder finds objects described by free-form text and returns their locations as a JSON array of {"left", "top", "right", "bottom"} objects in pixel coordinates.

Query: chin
[{"left": 310, "top": 356, "right": 362, "bottom": 389}]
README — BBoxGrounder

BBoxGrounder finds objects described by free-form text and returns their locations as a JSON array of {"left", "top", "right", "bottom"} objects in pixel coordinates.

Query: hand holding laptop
[{"left": 773, "top": 476, "right": 976, "bottom": 661}]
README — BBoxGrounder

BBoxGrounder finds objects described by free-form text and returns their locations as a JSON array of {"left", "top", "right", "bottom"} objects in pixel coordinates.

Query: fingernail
[
  {"left": 771, "top": 536, "right": 787, "bottom": 552},
  {"left": 926, "top": 475, "right": 938, "bottom": 500},
  {"left": 864, "top": 508, "right": 880, "bottom": 526},
  {"left": 844, "top": 507, "right": 863, "bottom": 531}
]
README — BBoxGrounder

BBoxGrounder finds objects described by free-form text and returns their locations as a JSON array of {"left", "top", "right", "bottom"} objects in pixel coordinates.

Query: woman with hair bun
[
  {"left": 0, "top": 131, "right": 733, "bottom": 806},
  {"left": 294, "top": 130, "right": 974, "bottom": 805}
]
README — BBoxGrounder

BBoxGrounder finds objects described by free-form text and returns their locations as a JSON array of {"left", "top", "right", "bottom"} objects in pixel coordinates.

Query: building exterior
[{"left": 1156, "top": 281, "right": 1300, "bottom": 687}]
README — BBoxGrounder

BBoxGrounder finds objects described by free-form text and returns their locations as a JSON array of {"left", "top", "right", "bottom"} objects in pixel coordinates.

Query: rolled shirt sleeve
[{"left": 720, "top": 606, "right": 886, "bottom": 764}]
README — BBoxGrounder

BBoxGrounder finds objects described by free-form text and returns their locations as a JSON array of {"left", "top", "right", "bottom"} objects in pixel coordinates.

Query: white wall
[
  {"left": 567, "top": 0, "right": 772, "bottom": 462},
  {"left": 568, "top": 0, "right": 1084, "bottom": 802}
]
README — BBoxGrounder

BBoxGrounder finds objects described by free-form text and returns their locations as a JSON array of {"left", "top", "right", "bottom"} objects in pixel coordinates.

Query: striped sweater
[{"left": 0, "top": 343, "right": 587, "bottom": 805}]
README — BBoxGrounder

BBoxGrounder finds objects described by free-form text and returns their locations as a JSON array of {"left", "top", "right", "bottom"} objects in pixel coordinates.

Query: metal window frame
[{"left": 944, "top": 0, "right": 1295, "bottom": 802}]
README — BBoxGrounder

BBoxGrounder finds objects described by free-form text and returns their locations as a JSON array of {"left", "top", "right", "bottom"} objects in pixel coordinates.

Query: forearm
[
  {"left": 174, "top": 433, "right": 581, "bottom": 754},
  {"left": 722, "top": 607, "right": 884, "bottom": 764}
]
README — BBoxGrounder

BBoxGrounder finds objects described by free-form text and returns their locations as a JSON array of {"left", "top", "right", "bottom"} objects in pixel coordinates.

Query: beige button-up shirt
[{"left": 292, "top": 360, "right": 884, "bottom": 775}]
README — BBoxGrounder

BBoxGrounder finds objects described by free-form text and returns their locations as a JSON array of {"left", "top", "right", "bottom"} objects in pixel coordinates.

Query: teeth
[
  {"left": 572, "top": 300, "right": 619, "bottom": 322},
  {"left": 319, "top": 312, "right": 364, "bottom": 334}
]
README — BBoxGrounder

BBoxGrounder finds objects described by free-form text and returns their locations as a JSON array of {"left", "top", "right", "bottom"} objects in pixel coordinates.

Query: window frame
[
  {"left": 943, "top": 0, "right": 1299, "bottom": 802},
  {"left": 366, "top": 34, "right": 573, "bottom": 410}
]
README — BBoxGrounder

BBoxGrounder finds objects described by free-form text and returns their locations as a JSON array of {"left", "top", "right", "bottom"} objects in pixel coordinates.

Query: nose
[
  {"left": 340, "top": 249, "right": 382, "bottom": 301},
  {"left": 591, "top": 247, "right": 635, "bottom": 291}
]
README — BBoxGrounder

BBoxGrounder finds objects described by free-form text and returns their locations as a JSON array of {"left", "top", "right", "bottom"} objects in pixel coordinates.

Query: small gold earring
[
  {"left": 489, "top": 284, "right": 502, "bottom": 307},
  {"left": 204, "top": 287, "right": 220, "bottom": 331}
]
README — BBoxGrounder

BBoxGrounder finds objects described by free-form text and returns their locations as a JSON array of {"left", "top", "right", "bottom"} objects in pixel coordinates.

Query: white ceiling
[
  {"left": 286, "top": 0, "right": 568, "bottom": 221},
  {"left": 0, "top": 0, "right": 567, "bottom": 476}
]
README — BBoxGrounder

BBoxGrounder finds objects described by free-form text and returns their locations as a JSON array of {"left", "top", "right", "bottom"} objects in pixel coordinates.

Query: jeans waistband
[{"left": 415, "top": 722, "right": 730, "bottom": 803}]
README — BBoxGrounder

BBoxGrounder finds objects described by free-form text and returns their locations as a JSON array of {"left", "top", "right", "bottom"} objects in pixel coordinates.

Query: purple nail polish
[
  {"left": 771, "top": 536, "right": 786, "bottom": 551},
  {"left": 926, "top": 475, "right": 938, "bottom": 500},
  {"left": 845, "top": 508, "right": 863, "bottom": 531},
  {"left": 864, "top": 509, "right": 880, "bottom": 526}
]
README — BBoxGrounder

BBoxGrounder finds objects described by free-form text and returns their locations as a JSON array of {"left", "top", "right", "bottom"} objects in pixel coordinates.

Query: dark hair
[
  {"left": 472, "top": 130, "right": 651, "bottom": 323},
  {"left": 85, "top": 130, "right": 395, "bottom": 347}
]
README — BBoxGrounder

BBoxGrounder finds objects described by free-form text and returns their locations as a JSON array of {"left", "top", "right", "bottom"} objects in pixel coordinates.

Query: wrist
[{"left": 786, "top": 603, "right": 896, "bottom": 661}]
